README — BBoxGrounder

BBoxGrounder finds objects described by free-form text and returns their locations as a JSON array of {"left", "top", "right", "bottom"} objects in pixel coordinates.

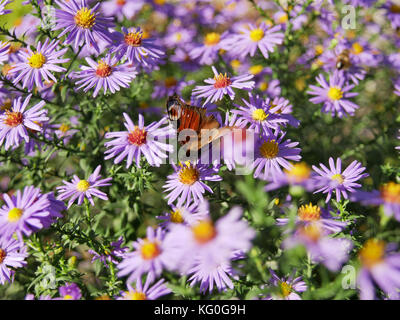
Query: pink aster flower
[
  {"left": 162, "top": 161, "right": 222, "bottom": 207},
  {"left": 54, "top": 0, "right": 114, "bottom": 53},
  {"left": 307, "top": 71, "right": 360, "bottom": 118},
  {"left": 56, "top": 165, "right": 112, "bottom": 208},
  {"left": 312, "top": 157, "right": 368, "bottom": 203},
  {"left": 110, "top": 27, "right": 165, "bottom": 66},
  {"left": 9, "top": 39, "right": 69, "bottom": 91},
  {"left": 0, "top": 237, "right": 28, "bottom": 285},
  {"left": 117, "top": 226, "right": 176, "bottom": 284},
  {"left": 0, "top": 94, "right": 48, "bottom": 151},
  {"left": 191, "top": 66, "right": 255, "bottom": 106},
  {"left": 104, "top": 113, "right": 174, "bottom": 168},
  {"left": 252, "top": 131, "right": 301, "bottom": 181},
  {"left": 71, "top": 54, "right": 137, "bottom": 97},
  {"left": 225, "top": 22, "right": 284, "bottom": 59},
  {"left": 117, "top": 277, "right": 171, "bottom": 300}
]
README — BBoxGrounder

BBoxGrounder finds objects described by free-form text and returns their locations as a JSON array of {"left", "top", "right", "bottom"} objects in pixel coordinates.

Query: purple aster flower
[
  {"left": 9, "top": 39, "right": 69, "bottom": 91},
  {"left": 104, "top": 113, "right": 174, "bottom": 168},
  {"left": 252, "top": 131, "right": 301, "bottom": 181},
  {"left": 0, "top": 94, "right": 48, "bottom": 151},
  {"left": 162, "top": 161, "right": 222, "bottom": 207},
  {"left": 225, "top": 22, "right": 284, "bottom": 59},
  {"left": 351, "top": 182, "right": 400, "bottom": 222},
  {"left": 0, "top": 0, "right": 11, "bottom": 15},
  {"left": 164, "top": 205, "right": 255, "bottom": 275},
  {"left": 265, "top": 162, "right": 318, "bottom": 192},
  {"left": 117, "top": 277, "right": 171, "bottom": 300},
  {"left": 110, "top": 27, "right": 164, "bottom": 66},
  {"left": 191, "top": 66, "right": 254, "bottom": 106},
  {"left": 283, "top": 222, "right": 353, "bottom": 271},
  {"left": 57, "top": 283, "right": 82, "bottom": 300},
  {"left": 54, "top": 0, "right": 114, "bottom": 53},
  {"left": 25, "top": 293, "right": 52, "bottom": 300},
  {"left": 51, "top": 120, "right": 79, "bottom": 145},
  {"left": 232, "top": 93, "right": 292, "bottom": 135},
  {"left": 312, "top": 157, "right": 368, "bottom": 203},
  {"left": 56, "top": 165, "right": 112, "bottom": 209},
  {"left": 117, "top": 226, "right": 176, "bottom": 284},
  {"left": 88, "top": 236, "right": 129, "bottom": 266},
  {"left": 0, "top": 41, "right": 10, "bottom": 65},
  {"left": 156, "top": 201, "right": 209, "bottom": 229},
  {"left": 277, "top": 202, "right": 348, "bottom": 235},
  {"left": 307, "top": 71, "right": 360, "bottom": 118},
  {"left": 264, "top": 269, "right": 307, "bottom": 300},
  {"left": 189, "top": 31, "right": 228, "bottom": 65},
  {"left": 151, "top": 76, "right": 195, "bottom": 100},
  {"left": 101, "top": 0, "right": 144, "bottom": 21},
  {"left": 357, "top": 239, "right": 400, "bottom": 300},
  {"left": 71, "top": 54, "right": 137, "bottom": 97},
  {"left": 383, "top": 1, "right": 400, "bottom": 29},
  {"left": 0, "top": 237, "right": 28, "bottom": 285},
  {"left": 0, "top": 186, "right": 55, "bottom": 241},
  {"left": 395, "top": 81, "right": 400, "bottom": 97},
  {"left": 270, "top": 96, "right": 300, "bottom": 128}
]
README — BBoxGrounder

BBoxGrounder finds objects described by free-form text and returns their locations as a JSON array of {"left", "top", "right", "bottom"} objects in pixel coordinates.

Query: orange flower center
[
  {"left": 95, "top": 60, "right": 112, "bottom": 78},
  {"left": 0, "top": 248, "right": 6, "bottom": 264},
  {"left": 299, "top": 222, "right": 321, "bottom": 242},
  {"left": 359, "top": 239, "right": 385, "bottom": 269},
  {"left": 284, "top": 162, "right": 311, "bottom": 183},
  {"left": 116, "top": 0, "right": 126, "bottom": 5},
  {"left": 140, "top": 239, "right": 161, "bottom": 260},
  {"left": 125, "top": 291, "right": 147, "bottom": 300},
  {"left": 124, "top": 31, "right": 143, "bottom": 47},
  {"left": 259, "top": 140, "right": 279, "bottom": 159},
  {"left": 298, "top": 203, "right": 321, "bottom": 221},
  {"left": 74, "top": 7, "right": 96, "bottom": 29},
  {"left": 4, "top": 111, "right": 23, "bottom": 127},
  {"left": 192, "top": 220, "right": 217, "bottom": 244},
  {"left": 213, "top": 73, "right": 232, "bottom": 89},
  {"left": 164, "top": 77, "right": 177, "bottom": 88},
  {"left": 380, "top": 182, "right": 400, "bottom": 204},
  {"left": 128, "top": 127, "right": 147, "bottom": 146},
  {"left": 178, "top": 164, "right": 199, "bottom": 185}
]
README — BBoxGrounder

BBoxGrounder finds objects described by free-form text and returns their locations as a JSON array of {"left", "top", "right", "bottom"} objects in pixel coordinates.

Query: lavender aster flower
[
  {"left": 0, "top": 237, "right": 28, "bottom": 285},
  {"left": 0, "top": 0, "right": 11, "bottom": 15},
  {"left": 383, "top": 1, "right": 400, "bottom": 29},
  {"left": 117, "top": 277, "right": 171, "bottom": 300},
  {"left": 0, "top": 94, "right": 48, "bottom": 151},
  {"left": 189, "top": 31, "right": 227, "bottom": 65},
  {"left": 252, "top": 131, "right": 301, "bottom": 181},
  {"left": 88, "top": 236, "right": 129, "bottom": 266},
  {"left": 54, "top": 0, "right": 114, "bottom": 53},
  {"left": 10, "top": 39, "right": 69, "bottom": 91},
  {"left": 117, "top": 226, "right": 175, "bottom": 284},
  {"left": 162, "top": 161, "right": 222, "bottom": 207},
  {"left": 312, "top": 157, "right": 368, "bottom": 203},
  {"left": 71, "top": 54, "right": 137, "bottom": 97},
  {"left": 265, "top": 270, "right": 307, "bottom": 300},
  {"left": 101, "top": 0, "right": 144, "bottom": 21},
  {"left": 110, "top": 27, "right": 164, "bottom": 66},
  {"left": 225, "top": 23, "right": 284, "bottom": 59},
  {"left": 57, "top": 283, "right": 82, "bottom": 300},
  {"left": 56, "top": 165, "right": 112, "bottom": 208},
  {"left": 104, "top": 113, "right": 174, "bottom": 168},
  {"left": 0, "top": 186, "right": 55, "bottom": 241},
  {"left": 0, "top": 42, "right": 10, "bottom": 65},
  {"left": 357, "top": 239, "right": 400, "bottom": 300},
  {"left": 192, "top": 66, "right": 254, "bottom": 106},
  {"left": 307, "top": 71, "right": 360, "bottom": 118}
]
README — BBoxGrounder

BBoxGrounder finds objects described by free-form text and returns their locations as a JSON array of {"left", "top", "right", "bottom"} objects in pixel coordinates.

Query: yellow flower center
[
  {"left": 284, "top": 162, "right": 311, "bottom": 183},
  {"left": 204, "top": 32, "right": 220, "bottom": 46},
  {"left": 174, "top": 32, "right": 182, "bottom": 42},
  {"left": 249, "top": 28, "right": 264, "bottom": 42},
  {"left": 259, "top": 140, "right": 279, "bottom": 159},
  {"left": 351, "top": 42, "right": 364, "bottom": 55},
  {"left": 28, "top": 52, "right": 46, "bottom": 69},
  {"left": 314, "top": 44, "right": 324, "bottom": 56},
  {"left": 124, "top": 31, "right": 143, "bottom": 47},
  {"left": 331, "top": 174, "right": 344, "bottom": 184},
  {"left": 249, "top": 64, "right": 263, "bottom": 75},
  {"left": 170, "top": 209, "right": 184, "bottom": 223},
  {"left": 298, "top": 203, "right": 321, "bottom": 221},
  {"left": 192, "top": 220, "right": 217, "bottom": 244},
  {"left": 76, "top": 180, "right": 90, "bottom": 192},
  {"left": 140, "top": 239, "right": 161, "bottom": 260},
  {"left": 8, "top": 208, "right": 23, "bottom": 222},
  {"left": 4, "top": 111, "right": 23, "bottom": 127},
  {"left": 154, "top": 0, "right": 165, "bottom": 5},
  {"left": 252, "top": 108, "right": 268, "bottom": 121},
  {"left": 64, "top": 295, "right": 73, "bottom": 300},
  {"left": 299, "top": 222, "right": 321, "bottom": 242},
  {"left": 327, "top": 87, "right": 343, "bottom": 101},
  {"left": 279, "top": 281, "right": 292, "bottom": 297},
  {"left": 59, "top": 123, "right": 70, "bottom": 133},
  {"left": 125, "top": 291, "right": 147, "bottom": 300},
  {"left": 277, "top": 13, "right": 288, "bottom": 24},
  {"left": 390, "top": 4, "right": 400, "bottom": 13},
  {"left": 74, "top": 7, "right": 96, "bottom": 29},
  {"left": 95, "top": 60, "right": 112, "bottom": 78},
  {"left": 2, "top": 64, "right": 14, "bottom": 76},
  {"left": 128, "top": 126, "right": 147, "bottom": 146},
  {"left": 164, "top": 77, "right": 177, "bottom": 88},
  {"left": 95, "top": 294, "right": 111, "bottom": 300},
  {"left": 259, "top": 82, "right": 269, "bottom": 91},
  {"left": 380, "top": 182, "right": 400, "bottom": 204},
  {"left": 230, "top": 59, "right": 241, "bottom": 69},
  {"left": 179, "top": 164, "right": 199, "bottom": 185},
  {"left": 213, "top": 73, "right": 232, "bottom": 89},
  {"left": 359, "top": 239, "right": 385, "bottom": 269}
]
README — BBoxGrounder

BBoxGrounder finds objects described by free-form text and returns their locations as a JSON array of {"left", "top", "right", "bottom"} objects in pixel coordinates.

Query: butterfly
[{"left": 166, "top": 94, "right": 234, "bottom": 153}]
